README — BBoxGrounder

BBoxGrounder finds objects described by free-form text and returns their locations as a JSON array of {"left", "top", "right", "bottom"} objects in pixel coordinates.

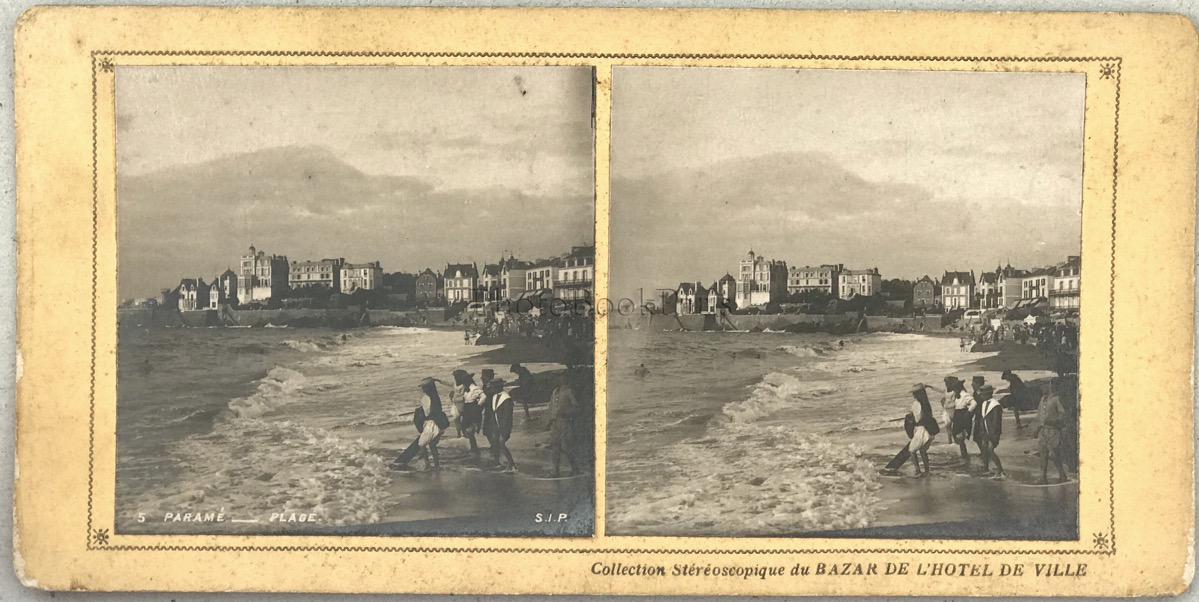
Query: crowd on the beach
[
  {"left": 958, "top": 320, "right": 1079, "bottom": 352},
  {"left": 390, "top": 363, "right": 594, "bottom": 477},
  {"left": 469, "top": 309, "right": 595, "bottom": 345},
  {"left": 882, "top": 369, "right": 1079, "bottom": 484},
  {"left": 958, "top": 320, "right": 1080, "bottom": 377}
]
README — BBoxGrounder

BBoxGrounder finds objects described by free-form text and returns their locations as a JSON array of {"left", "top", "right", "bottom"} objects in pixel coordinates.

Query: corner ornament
[
  {"left": 1091, "top": 532, "right": 1110, "bottom": 551},
  {"left": 91, "top": 528, "right": 110, "bottom": 546},
  {"left": 97, "top": 56, "right": 114, "bottom": 72},
  {"left": 1098, "top": 62, "right": 1116, "bottom": 80}
]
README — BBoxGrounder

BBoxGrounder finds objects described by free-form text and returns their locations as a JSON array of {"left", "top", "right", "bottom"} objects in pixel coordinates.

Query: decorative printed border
[{"left": 87, "top": 50, "right": 1121, "bottom": 556}]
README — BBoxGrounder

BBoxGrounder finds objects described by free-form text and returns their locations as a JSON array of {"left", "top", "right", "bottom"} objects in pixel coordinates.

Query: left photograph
[{"left": 114, "top": 66, "right": 597, "bottom": 536}]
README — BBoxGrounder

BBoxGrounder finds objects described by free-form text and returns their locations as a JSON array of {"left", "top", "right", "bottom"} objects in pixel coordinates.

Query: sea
[
  {"left": 115, "top": 326, "right": 561, "bottom": 533},
  {"left": 604, "top": 329, "right": 998, "bottom": 537}
]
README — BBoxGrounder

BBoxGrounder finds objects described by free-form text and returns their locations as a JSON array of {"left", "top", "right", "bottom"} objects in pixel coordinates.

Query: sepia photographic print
[
  {"left": 606, "top": 67, "right": 1084, "bottom": 539},
  {"left": 114, "top": 66, "right": 597, "bottom": 536},
  {"left": 13, "top": 6, "right": 1199, "bottom": 596}
]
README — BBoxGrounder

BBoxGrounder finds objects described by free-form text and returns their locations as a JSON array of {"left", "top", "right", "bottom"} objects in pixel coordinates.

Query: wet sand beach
[
  {"left": 816, "top": 341, "right": 1078, "bottom": 539},
  {"left": 116, "top": 326, "right": 594, "bottom": 536},
  {"left": 604, "top": 328, "right": 1076, "bottom": 538},
  {"left": 343, "top": 402, "right": 594, "bottom": 536},
  {"left": 827, "top": 410, "right": 1077, "bottom": 539}
]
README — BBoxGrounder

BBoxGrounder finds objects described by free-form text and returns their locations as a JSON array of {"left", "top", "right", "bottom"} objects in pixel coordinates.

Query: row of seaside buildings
[
  {"left": 915, "top": 257, "right": 1080, "bottom": 312},
  {"left": 129, "top": 245, "right": 596, "bottom": 311},
  {"left": 667, "top": 250, "right": 1081, "bottom": 315}
]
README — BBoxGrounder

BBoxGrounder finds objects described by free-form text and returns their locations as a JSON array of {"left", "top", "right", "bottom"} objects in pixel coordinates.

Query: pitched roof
[
  {"left": 677, "top": 282, "right": 696, "bottom": 294},
  {"left": 565, "top": 245, "right": 595, "bottom": 259},
  {"left": 942, "top": 271, "right": 975, "bottom": 286},
  {"left": 500, "top": 256, "right": 531, "bottom": 270},
  {"left": 482, "top": 264, "right": 502, "bottom": 276},
  {"left": 445, "top": 263, "right": 479, "bottom": 278},
  {"left": 719, "top": 273, "right": 736, "bottom": 283}
]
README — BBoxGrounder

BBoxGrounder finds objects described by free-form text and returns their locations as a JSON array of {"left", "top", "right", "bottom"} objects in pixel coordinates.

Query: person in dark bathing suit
[
  {"left": 510, "top": 362, "right": 535, "bottom": 421},
  {"left": 880, "top": 384, "right": 940, "bottom": 476},
  {"left": 972, "top": 380, "right": 1005, "bottom": 479},
  {"left": 482, "top": 378, "right": 517, "bottom": 472},
  {"left": 451, "top": 369, "right": 485, "bottom": 459},
  {"left": 997, "top": 369, "right": 1033, "bottom": 429},
  {"left": 391, "top": 377, "right": 450, "bottom": 472}
]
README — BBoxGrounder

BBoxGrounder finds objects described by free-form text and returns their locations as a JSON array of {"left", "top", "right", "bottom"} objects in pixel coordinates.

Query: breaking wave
[
  {"left": 722, "top": 373, "right": 839, "bottom": 423},
  {"left": 222, "top": 367, "right": 307, "bottom": 420}
]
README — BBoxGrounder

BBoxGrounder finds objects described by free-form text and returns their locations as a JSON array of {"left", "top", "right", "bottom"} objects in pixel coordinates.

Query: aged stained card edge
[{"left": 12, "top": 7, "right": 1198, "bottom": 595}]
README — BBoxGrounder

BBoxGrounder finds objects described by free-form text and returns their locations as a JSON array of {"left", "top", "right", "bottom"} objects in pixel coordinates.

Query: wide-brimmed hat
[
  {"left": 972, "top": 375, "right": 986, "bottom": 386},
  {"left": 977, "top": 384, "right": 995, "bottom": 400},
  {"left": 910, "top": 383, "right": 927, "bottom": 395},
  {"left": 452, "top": 369, "right": 473, "bottom": 379},
  {"left": 420, "top": 376, "right": 436, "bottom": 387},
  {"left": 944, "top": 376, "right": 964, "bottom": 387},
  {"left": 487, "top": 378, "right": 507, "bottom": 390}
]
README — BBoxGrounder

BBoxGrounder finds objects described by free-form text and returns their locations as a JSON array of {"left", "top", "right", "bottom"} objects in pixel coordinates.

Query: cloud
[
  {"left": 609, "top": 151, "right": 1081, "bottom": 298},
  {"left": 117, "top": 145, "right": 594, "bottom": 298}
]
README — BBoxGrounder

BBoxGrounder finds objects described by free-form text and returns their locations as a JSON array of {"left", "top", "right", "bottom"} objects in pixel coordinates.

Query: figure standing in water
[
  {"left": 633, "top": 363, "right": 650, "bottom": 377},
  {"left": 973, "top": 379, "right": 1005, "bottom": 479},
  {"left": 907, "top": 384, "right": 939, "bottom": 477},
  {"left": 546, "top": 371, "right": 582, "bottom": 477},
  {"left": 943, "top": 376, "right": 976, "bottom": 463},
  {"left": 997, "top": 369, "right": 1032, "bottom": 429},
  {"left": 880, "top": 384, "right": 939, "bottom": 477},
  {"left": 392, "top": 377, "right": 450, "bottom": 472},
  {"left": 451, "top": 369, "right": 486, "bottom": 459},
  {"left": 1035, "top": 377, "right": 1071, "bottom": 484},
  {"left": 510, "top": 362, "right": 536, "bottom": 421},
  {"left": 482, "top": 378, "right": 517, "bottom": 472}
]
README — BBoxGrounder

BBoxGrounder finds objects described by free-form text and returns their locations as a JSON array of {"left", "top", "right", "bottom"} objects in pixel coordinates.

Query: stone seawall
[
  {"left": 118, "top": 307, "right": 450, "bottom": 329},
  {"left": 608, "top": 312, "right": 948, "bottom": 332}
]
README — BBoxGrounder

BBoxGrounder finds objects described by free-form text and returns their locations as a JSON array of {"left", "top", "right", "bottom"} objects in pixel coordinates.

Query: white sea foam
[
  {"left": 222, "top": 367, "right": 307, "bottom": 420},
  {"left": 775, "top": 343, "right": 835, "bottom": 358},
  {"left": 607, "top": 423, "right": 882, "bottom": 536},
  {"left": 722, "top": 373, "right": 839, "bottom": 423},
  {"left": 281, "top": 339, "right": 326, "bottom": 353},
  {"left": 128, "top": 418, "right": 392, "bottom": 527}
]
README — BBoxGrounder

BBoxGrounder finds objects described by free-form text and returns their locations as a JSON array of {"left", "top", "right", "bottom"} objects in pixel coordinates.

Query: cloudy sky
[
  {"left": 116, "top": 66, "right": 594, "bottom": 299},
  {"left": 609, "top": 67, "right": 1085, "bottom": 301}
]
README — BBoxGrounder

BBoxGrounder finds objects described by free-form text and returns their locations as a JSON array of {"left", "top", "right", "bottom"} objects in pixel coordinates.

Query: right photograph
[{"left": 605, "top": 67, "right": 1084, "bottom": 539}]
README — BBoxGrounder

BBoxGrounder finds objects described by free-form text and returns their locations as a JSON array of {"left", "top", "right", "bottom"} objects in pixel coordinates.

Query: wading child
[
  {"left": 451, "top": 369, "right": 486, "bottom": 459},
  {"left": 547, "top": 373, "right": 582, "bottom": 477},
  {"left": 392, "top": 377, "right": 450, "bottom": 472},
  {"left": 974, "top": 383, "right": 1005, "bottom": 479},
  {"left": 483, "top": 378, "right": 517, "bottom": 472},
  {"left": 1035, "top": 377, "right": 1070, "bottom": 484}
]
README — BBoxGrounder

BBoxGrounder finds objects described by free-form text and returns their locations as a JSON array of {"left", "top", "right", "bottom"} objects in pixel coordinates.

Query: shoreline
[
  {"left": 117, "top": 324, "right": 596, "bottom": 537},
  {"left": 827, "top": 336, "right": 1076, "bottom": 539},
  {"left": 834, "top": 410, "right": 1078, "bottom": 539}
]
